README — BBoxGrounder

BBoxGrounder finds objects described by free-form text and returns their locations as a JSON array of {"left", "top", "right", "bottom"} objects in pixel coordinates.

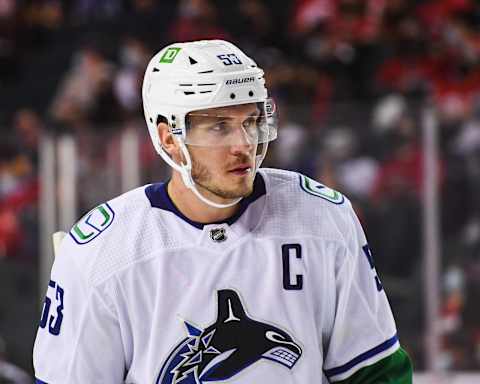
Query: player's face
[{"left": 186, "top": 103, "right": 260, "bottom": 200}]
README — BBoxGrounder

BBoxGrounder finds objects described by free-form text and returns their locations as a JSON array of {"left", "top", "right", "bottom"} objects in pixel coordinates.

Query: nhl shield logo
[{"left": 210, "top": 228, "right": 227, "bottom": 243}]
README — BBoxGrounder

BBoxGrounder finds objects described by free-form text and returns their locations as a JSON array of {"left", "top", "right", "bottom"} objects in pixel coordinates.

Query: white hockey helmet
[{"left": 142, "top": 40, "right": 277, "bottom": 208}]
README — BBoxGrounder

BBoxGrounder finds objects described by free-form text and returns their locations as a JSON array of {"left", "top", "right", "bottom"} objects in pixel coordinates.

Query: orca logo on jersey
[{"left": 157, "top": 290, "right": 302, "bottom": 383}]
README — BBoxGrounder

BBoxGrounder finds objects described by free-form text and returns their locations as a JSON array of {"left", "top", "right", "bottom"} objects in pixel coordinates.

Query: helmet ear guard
[{"left": 142, "top": 40, "right": 277, "bottom": 208}]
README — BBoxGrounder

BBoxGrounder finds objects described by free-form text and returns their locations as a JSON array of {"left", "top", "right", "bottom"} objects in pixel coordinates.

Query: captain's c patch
[{"left": 69, "top": 203, "right": 115, "bottom": 245}]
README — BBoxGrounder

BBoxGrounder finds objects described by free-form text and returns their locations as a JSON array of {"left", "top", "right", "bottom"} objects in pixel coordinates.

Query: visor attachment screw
[
  {"left": 230, "top": 93, "right": 236, "bottom": 99},
  {"left": 249, "top": 91, "right": 254, "bottom": 97}
]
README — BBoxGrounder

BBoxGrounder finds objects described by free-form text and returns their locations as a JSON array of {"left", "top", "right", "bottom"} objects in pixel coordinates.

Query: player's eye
[
  {"left": 243, "top": 117, "right": 259, "bottom": 135},
  {"left": 208, "top": 121, "right": 230, "bottom": 135},
  {"left": 266, "top": 331, "right": 287, "bottom": 343},
  {"left": 242, "top": 117, "right": 255, "bottom": 128}
]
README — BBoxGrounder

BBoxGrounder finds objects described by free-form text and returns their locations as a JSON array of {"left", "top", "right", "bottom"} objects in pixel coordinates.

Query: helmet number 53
[{"left": 217, "top": 53, "right": 243, "bottom": 66}]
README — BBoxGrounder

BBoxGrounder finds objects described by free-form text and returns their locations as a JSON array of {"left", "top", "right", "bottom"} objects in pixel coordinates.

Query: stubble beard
[{"left": 190, "top": 156, "right": 254, "bottom": 200}]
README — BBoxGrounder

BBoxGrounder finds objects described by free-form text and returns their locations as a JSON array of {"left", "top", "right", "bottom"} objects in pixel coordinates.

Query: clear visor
[{"left": 184, "top": 98, "right": 278, "bottom": 147}]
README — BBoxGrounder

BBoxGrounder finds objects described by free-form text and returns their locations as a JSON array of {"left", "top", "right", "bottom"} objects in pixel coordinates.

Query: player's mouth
[{"left": 228, "top": 164, "right": 252, "bottom": 175}]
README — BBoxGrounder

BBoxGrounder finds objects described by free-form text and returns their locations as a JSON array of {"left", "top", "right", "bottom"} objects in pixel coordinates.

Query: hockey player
[{"left": 33, "top": 40, "right": 412, "bottom": 383}]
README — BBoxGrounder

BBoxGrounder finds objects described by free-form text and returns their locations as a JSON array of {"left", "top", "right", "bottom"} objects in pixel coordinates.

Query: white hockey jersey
[{"left": 33, "top": 168, "right": 400, "bottom": 384}]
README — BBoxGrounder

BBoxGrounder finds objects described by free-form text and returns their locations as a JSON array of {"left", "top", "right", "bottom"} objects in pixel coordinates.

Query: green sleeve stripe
[{"left": 332, "top": 348, "right": 413, "bottom": 384}]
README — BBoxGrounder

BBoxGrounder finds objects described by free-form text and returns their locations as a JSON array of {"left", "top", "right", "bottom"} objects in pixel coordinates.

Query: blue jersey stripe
[
  {"left": 324, "top": 333, "right": 399, "bottom": 378},
  {"left": 35, "top": 379, "right": 48, "bottom": 384},
  {"left": 145, "top": 173, "right": 266, "bottom": 229}
]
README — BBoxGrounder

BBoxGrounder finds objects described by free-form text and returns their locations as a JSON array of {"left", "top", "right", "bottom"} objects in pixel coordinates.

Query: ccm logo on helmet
[{"left": 226, "top": 77, "right": 255, "bottom": 86}]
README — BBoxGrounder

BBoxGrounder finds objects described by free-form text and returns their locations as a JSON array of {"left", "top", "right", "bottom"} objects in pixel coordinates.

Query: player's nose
[{"left": 229, "top": 125, "right": 254, "bottom": 154}]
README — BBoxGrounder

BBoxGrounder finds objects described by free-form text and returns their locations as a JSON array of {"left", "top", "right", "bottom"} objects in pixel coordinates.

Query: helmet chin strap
[
  {"left": 177, "top": 140, "right": 243, "bottom": 209},
  {"left": 159, "top": 137, "right": 269, "bottom": 209}
]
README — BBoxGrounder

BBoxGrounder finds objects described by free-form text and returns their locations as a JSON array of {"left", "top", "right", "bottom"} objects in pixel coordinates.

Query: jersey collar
[{"left": 145, "top": 173, "right": 266, "bottom": 229}]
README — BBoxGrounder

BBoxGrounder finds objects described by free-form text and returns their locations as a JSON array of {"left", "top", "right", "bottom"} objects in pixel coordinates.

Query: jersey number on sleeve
[
  {"left": 39, "top": 280, "right": 65, "bottom": 335},
  {"left": 362, "top": 244, "right": 383, "bottom": 292}
]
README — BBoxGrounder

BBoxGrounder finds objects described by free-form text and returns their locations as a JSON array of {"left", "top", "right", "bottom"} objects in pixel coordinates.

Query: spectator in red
[{"left": 0, "top": 140, "right": 38, "bottom": 261}]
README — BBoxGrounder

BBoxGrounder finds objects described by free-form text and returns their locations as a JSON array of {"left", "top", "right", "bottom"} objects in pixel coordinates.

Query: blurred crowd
[{"left": 1, "top": 0, "right": 480, "bottom": 376}]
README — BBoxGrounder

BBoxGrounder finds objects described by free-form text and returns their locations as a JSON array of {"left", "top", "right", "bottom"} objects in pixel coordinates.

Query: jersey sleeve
[
  {"left": 33, "top": 235, "right": 126, "bottom": 384},
  {"left": 334, "top": 347, "right": 412, "bottom": 384},
  {"left": 323, "top": 201, "right": 409, "bottom": 382}
]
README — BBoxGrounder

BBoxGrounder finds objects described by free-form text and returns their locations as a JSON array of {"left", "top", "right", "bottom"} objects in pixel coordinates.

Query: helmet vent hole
[
  {"left": 189, "top": 56, "right": 198, "bottom": 65},
  {"left": 230, "top": 93, "right": 236, "bottom": 99},
  {"left": 249, "top": 91, "right": 254, "bottom": 97},
  {"left": 156, "top": 115, "right": 168, "bottom": 126},
  {"left": 200, "top": 91, "right": 212, "bottom": 94},
  {"left": 198, "top": 70, "right": 213, "bottom": 74},
  {"left": 149, "top": 118, "right": 153, "bottom": 123},
  {"left": 184, "top": 91, "right": 196, "bottom": 95},
  {"left": 153, "top": 68, "right": 160, "bottom": 72}
]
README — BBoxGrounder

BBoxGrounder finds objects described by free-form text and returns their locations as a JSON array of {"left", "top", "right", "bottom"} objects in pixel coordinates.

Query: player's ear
[{"left": 158, "top": 122, "right": 180, "bottom": 159}]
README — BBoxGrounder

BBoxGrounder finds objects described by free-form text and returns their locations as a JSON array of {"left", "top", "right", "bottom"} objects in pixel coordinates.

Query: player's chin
[
  {"left": 220, "top": 175, "right": 254, "bottom": 198},
  {"left": 234, "top": 180, "right": 254, "bottom": 198}
]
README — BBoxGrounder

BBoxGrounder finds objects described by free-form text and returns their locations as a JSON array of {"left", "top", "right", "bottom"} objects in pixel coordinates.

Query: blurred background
[{"left": 1, "top": 0, "right": 480, "bottom": 382}]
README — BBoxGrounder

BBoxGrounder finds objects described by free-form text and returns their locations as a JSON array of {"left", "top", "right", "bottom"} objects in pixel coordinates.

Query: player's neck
[{"left": 167, "top": 173, "right": 240, "bottom": 224}]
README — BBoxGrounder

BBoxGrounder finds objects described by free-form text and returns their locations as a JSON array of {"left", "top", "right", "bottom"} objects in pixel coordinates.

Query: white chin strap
[{"left": 159, "top": 138, "right": 269, "bottom": 209}]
